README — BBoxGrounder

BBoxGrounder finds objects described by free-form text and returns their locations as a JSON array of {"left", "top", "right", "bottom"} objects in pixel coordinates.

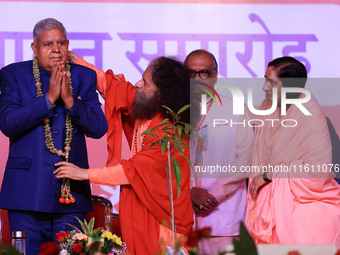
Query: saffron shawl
[
  {"left": 76, "top": 57, "right": 194, "bottom": 252},
  {"left": 101, "top": 70, "right": 193, "bottom": 254},
  {"left": 245, "top": 94, "right": 340, "bottom": 247}
]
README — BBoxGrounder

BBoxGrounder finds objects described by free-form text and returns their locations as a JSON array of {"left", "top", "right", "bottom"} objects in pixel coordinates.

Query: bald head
[
  {"left": 185, "top": 50, "right": 217, "bottom": 71},
  {"left": 184, "top": 50, "right": 218, "bottom": 80}
]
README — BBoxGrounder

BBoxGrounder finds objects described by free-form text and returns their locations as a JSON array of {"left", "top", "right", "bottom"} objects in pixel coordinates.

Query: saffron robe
[
  {"left": 245, "top": 94, "right": 340, "bottom": 248},
  {"left": 77, "top": 58, "right": 193, "bottom": 254}
]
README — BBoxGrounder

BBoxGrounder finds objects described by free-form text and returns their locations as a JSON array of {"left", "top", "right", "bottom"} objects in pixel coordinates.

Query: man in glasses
[{"left": 185, "top": 49, "right": 254, "bottom": 254}]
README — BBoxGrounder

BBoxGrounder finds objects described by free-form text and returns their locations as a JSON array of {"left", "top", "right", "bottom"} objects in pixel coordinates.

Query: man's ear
[
  {"left": 31, "top": 42, "right": 37, "bottom": 57},
  {"left": 212, "top": 70, "right": 218, "bottom": 86},
  {"left": 212, "top": 70, "right": 218, "bottom": 78}
]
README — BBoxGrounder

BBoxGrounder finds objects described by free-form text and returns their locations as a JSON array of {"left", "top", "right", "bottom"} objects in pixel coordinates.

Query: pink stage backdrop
[{"left": 0, "top": 0, "right": 339, "bottom": 212}]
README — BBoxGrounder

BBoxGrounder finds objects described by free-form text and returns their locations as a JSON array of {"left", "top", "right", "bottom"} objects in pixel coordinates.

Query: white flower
[
  {"left": 59, "top": 249, "right": 70, "bottom": 255},
  {"left": 164, "top": 246, "right": 187, "bottom": 255}
]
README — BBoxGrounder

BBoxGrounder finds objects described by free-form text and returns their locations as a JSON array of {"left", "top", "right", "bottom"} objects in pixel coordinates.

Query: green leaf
[
  {"left": 159, "top": 118, "right": 170, "bottom": 126},
  {"left": 74, "top": 216, "right": 88, "bottom": 234},
  {"left": 157, "top": 121, "right": 170, "bottom": 128},
  {"left": 88, "top": 217, "right": 95, "bottom": 233},
  {"left": 176, "top": 148, "right": 194, "bottom": 171},
  {"left": 177, "top": 104, "right": 191, "bottom": 115},
  {"left": 162, "top": 105, "right": 174, "bottom": 113},
  {"left": 148, "top": 140, "right": 161, "bottom": 150},
  {"left": 141, "top": 129, "right": 158, "bottom": 137},
  {"left": 64, "top": 223, "right": 83, "bottom": 234},
  {"left": 161, "top": 126, "right": 175, "bottom": 131},
  {"left": 232, "top": 222, "right": 258, "bottom": 255},
  {"left": 184, "top": 123, "right": 191, "bottom": 134},
  {"left": 177, "top": 120, "right": 187, "bottom": 125},
  {"left": 172, "top": 157, "right": 182, "bottom": 197},
  {"left": 93, "top": 227, "right": 104, "bottom": 236},
  {"left": 177, "top": 125, "right": 182, "bottom": 137},
  {"left": 83, "top": 218, "right": 90, "bottom": 234},
  {"left": 164, "top": 130, "right": 174, "bottom": 135},
  {"left": 161, "top": 140, "right": 168, "bottom": 153},
  {"left": 169, "top": 111, "right": 178, "bottom": 120},
  {"left": 173, "top": 135, "right": 184, "bottom": 153},
  {"left": 162, "top": 134, "right": 170, "bottom": 143},
  {"left": 141, "top": 126, "right": 155, "bottom": 134}
]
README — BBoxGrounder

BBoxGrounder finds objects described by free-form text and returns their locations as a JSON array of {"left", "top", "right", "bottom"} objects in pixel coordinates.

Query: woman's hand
[
  {"left": 249, "top": 174, "right": 268, "bottom": 199},
  {"left": 53, "top": 161, "right": 89, "bottom": 181}
]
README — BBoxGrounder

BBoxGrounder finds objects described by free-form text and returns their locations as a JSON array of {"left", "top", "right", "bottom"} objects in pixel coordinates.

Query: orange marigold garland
[{"left": 33, "top": 57, "right": 75, "bottom": 204}]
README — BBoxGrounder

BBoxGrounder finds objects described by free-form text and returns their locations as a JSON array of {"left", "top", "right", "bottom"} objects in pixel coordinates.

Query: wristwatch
[{"left": 262, "top": 171, "right": 272, "bottom": 183}]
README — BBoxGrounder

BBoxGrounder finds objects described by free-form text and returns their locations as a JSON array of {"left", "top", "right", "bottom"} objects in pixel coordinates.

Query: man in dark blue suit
[{"left": 0, "top": 18, "right": 108, "bottom": 254}]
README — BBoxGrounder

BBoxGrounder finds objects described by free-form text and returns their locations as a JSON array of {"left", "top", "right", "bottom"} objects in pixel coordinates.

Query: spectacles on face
[{"left": 188, "top": 69, "right": 212, "bottom": 79}]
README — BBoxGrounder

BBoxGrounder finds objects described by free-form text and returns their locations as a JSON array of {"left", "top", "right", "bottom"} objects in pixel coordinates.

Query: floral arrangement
[
  {"left": 183, "top": 223, "right": 340, "bottom": 255},
  {"left": 56, "top": 217, "right": 126, "bottom": 255}
]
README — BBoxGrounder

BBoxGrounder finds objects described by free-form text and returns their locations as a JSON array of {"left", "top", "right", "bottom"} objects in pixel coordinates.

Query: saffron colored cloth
[
  {"left": 88, "top": 115, "right": 194, "bottom": 254},
  {"left": 88, "top": 165, "right": 129, "bottom": 186},
  {"left": 245, "top": 94, "right": 340, "bottom": 247},
  {"left": 88, "top": 117, "right": 192, "bottom": 253},
  {"left": 76, "top": 57, "right": 135, "bottom": 166},
  {"left": 121, "top": 114, "right": 193, "bottom": 254},
  {"left": 76, "top": 58, "right": 194, "bottom": 254}
]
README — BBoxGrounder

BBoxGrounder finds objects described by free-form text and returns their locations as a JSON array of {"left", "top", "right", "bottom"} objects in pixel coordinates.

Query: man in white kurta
[{"left": 185, "top": 50, "right": 254, "bottom": 254}]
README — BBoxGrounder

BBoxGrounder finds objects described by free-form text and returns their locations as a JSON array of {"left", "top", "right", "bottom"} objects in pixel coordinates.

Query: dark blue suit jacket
[{"left": 0, "top": 60, "right": 108, "bottom": 213}]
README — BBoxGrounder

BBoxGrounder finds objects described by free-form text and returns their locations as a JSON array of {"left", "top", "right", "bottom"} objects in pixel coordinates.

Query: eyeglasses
[{"left": 188, "top": 69, "right": 212, "bottom": 79}]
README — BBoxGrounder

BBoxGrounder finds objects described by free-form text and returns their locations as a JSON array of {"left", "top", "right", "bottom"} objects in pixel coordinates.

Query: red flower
[
  {"left": 288, "top": 251, "right": 301, "bottom": 255},
  {"left": 186, "top": 230, "right": 201, "bottom": 247},
  {"left": 72, "top": 243, "right": 83, "bottom": 253},
  {"left": 186, "top": 227, "right": 212, "bottom": 247},
  {"left": 199, "top": 227, "right": 211, "bottom": 238},
  {"left": 39, "top": 242, "right": 60, "bottom": 255},
  {"left": 55, "top": 231, "right": 69, "bottom": 242},
  {"left": 335, "top": 250, "right": 340, "bottom": 255}
]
